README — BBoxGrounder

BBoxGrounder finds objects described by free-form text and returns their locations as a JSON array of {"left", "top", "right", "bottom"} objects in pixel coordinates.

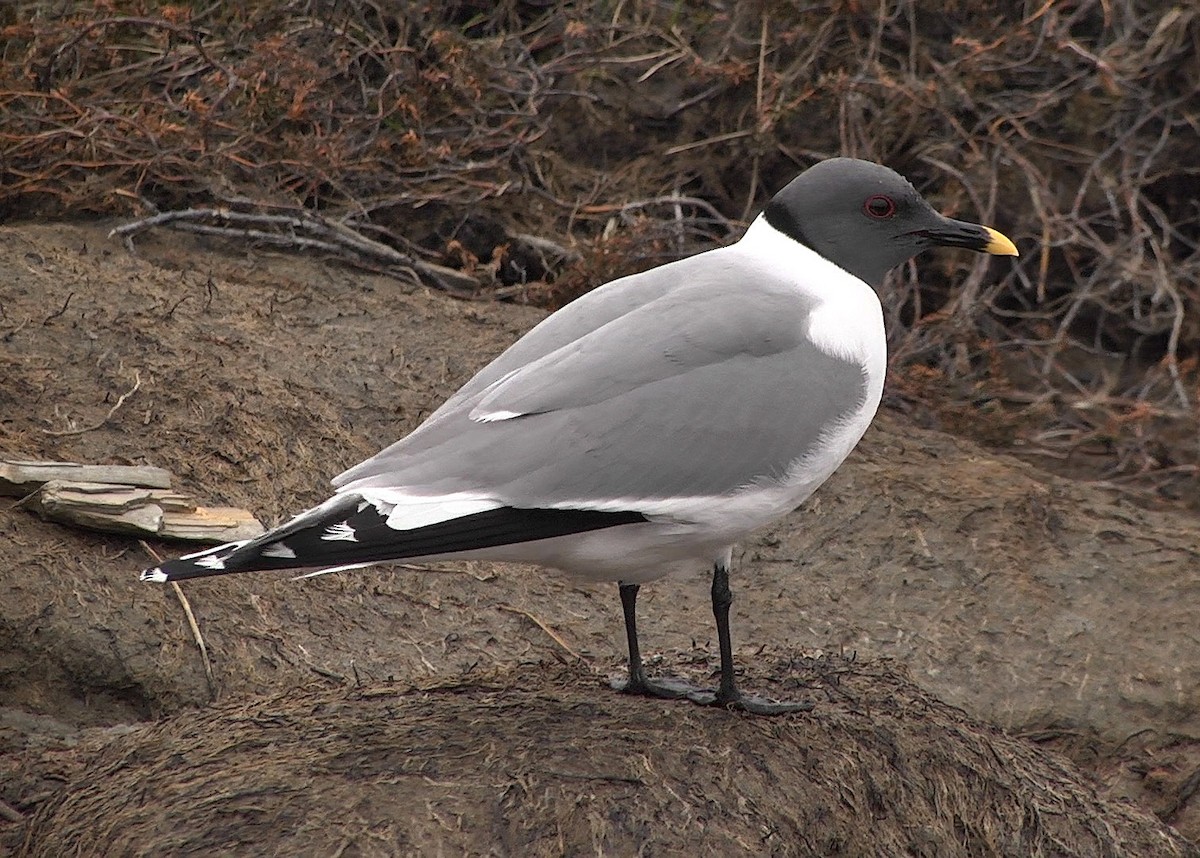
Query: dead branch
[{"left": 111, "top": 209, "right": 481, "bottom": 295}]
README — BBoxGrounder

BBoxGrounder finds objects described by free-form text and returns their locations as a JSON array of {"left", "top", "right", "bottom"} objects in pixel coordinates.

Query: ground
[{"left": 2, "top": 221, "right": 1198, "bottom": 855}]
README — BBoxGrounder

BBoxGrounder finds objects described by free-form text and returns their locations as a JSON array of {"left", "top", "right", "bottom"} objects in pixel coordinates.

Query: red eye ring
[{"left": 864, "top": 194, "right": 896, "bottom": 219}]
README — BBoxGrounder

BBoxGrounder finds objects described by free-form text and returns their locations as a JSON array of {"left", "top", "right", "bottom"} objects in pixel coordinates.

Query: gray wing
[
  {"left": 333, "top": 264, "right": 868, "bottom": 508},
  {"left": 421, "top": 249, "right": 716, "bottom": 424},
  {"left": 470, "top": 280, "right": 799, "bottom": 421},
  {"left": 335, "top": 246, "right": 727, "bottom": 487}
]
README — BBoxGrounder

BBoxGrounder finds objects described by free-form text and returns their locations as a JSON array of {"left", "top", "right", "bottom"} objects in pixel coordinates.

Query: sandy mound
[{"left": 17, "top": 660, "right": 1193, "bottom": 858}]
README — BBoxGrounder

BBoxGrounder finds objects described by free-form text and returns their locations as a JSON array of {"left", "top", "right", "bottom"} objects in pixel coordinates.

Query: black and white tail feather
[{"left": 139, "top": 492, "right": 646, "bottom": 582}]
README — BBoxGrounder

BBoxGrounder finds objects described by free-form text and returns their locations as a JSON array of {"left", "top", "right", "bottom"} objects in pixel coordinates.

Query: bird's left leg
[{"left": 688, "top": 558, "right": 814, "bottom": 715}]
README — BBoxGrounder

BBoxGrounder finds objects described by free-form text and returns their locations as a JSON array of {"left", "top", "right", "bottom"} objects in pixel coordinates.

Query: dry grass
[
  {"left": 17, "top": 657, "right": 1195, "bottom": 857},
  {"left": 1, "top": 0, "right": 1196, "bottom": 503}
]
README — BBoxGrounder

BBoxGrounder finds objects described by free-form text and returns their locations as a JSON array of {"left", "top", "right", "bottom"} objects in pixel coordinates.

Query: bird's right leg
[{"left": 610, "top": 582, "right": 698, "bottom": 699}]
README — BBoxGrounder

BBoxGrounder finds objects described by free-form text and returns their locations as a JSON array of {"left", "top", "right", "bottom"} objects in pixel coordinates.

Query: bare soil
[{"left": 2, "top": 222, "right": 1199, "bottom": 855}]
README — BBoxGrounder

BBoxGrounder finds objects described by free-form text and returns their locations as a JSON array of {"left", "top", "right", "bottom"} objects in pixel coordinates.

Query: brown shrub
[{"left": 1, "top": 0, "right": 1196, "bottom": 502}]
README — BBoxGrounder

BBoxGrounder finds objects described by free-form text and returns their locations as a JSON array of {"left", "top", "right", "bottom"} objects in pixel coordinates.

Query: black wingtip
[
  {"left": 137, "top": 538, "right": 254, "bottom": 583},
  {"left": 137, "top": 503, "right": 651, "bottom": 583}
]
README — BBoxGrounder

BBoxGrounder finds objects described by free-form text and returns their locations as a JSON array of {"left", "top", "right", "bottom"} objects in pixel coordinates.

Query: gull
[{"left": 140, "top": 158, "right": 1018, "bottom": 714}]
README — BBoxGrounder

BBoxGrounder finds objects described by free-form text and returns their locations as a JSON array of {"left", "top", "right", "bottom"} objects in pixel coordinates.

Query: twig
[
  {"left": 497, "top": 603, "right": 584, "bottom": 662},
  {"left": 41, "top": 16, "right": 213, "bottom": 86},
  {"left": 576, "top": 196, "right": 735, "bottom": 232},
  {"left": 141, "top": 540, "right": 218, "bottom": 702},
  {"left": 742, "top": 8, "right": 770, "bottom": 222},
  {"left": 2, "top": 317, "right": 31, "bottom": 340},
  {"left": 42, "top": 291, "right": 73, "bottom": 325},
  {"left": 511, "top": 232, "right": 582, "bottom": 263},
  {"left": 663, "top": 129, "right": 753, "bottom": 155},
  {"left": 43, "top": 370, "right": 141, "bottom": 437}
]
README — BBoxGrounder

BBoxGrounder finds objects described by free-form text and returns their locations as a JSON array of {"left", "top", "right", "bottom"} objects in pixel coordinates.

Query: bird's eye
[{"left": 863, "top": 194, "right": 896, "bottom": 219}]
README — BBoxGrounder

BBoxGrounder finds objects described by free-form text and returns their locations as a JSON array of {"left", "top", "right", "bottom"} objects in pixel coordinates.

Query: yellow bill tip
[{"left": 984, "top": 226, "right": 1019, "bottom": 257}]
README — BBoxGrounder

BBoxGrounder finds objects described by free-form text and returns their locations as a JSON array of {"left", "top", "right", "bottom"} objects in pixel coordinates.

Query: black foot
[
  {"left": 611, "top": 673, "right": 702, "bottom": 700},
  {"left": 687, "top": 688, "right": 814, "bottom": 716}
]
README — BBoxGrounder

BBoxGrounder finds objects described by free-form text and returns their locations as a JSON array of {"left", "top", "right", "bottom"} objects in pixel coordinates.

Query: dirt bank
[{"left": 2, "top": 222, "right": 1198, "bottom": 852}]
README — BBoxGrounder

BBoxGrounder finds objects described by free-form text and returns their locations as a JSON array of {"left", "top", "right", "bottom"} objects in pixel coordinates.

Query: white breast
[{"left": 700, "top": 219, "right": 887, "bottom": 538}]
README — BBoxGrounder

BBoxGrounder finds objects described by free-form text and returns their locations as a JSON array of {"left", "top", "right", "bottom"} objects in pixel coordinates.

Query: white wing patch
[
  {"left": 349, "top": 489, "right": 501, "bottom": 531},
  {"left": 260, "top": 542, "right": 297, "bottom": 559},
  {"left": 468, "top": 408, "right": 523, "bottom": 423},
  {"left": 467, "top": 367, "right": 524, "bottom": 423},
  {"left": 178, "top": 539, "right": 248, "bottom": 561},
  {"left": 322, "top": 522, "right": 358, "bottom": 542},
  {"left": 195, "top": 554, "right": 227, "bottom": 571},
  {"left": 293, "top": 562, "right": 374, "bottom": 580}
]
